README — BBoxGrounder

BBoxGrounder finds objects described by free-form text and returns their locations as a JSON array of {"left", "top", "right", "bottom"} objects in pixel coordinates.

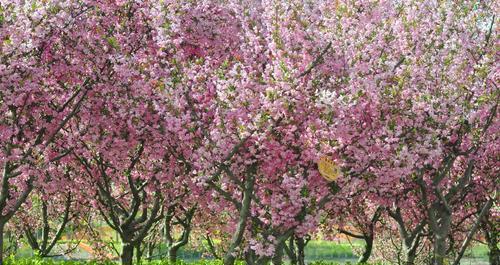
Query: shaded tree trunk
[
  {"left": 223, "top": 175, "right": 255, "bottom": 265},
  {"left": 168, "top": 247, "right": 179, "bottom": 263},
  {"left": 433, "top": 233, "right": 448, "bottom": 265},
  {"left": 271, "top": 241, "right": 284, "bottom": 265},
  {"left": 284, "top": 237, "right": 297, "bottom": 265},
  {"left": 336, "top": 207, "right": 382, "bottom": 264},
  {"left": 164, "top": 205, "right": 195, "bottom": 263},
  {"left": 358, "top": 235, "right": 373, "bottom": 264},
  {"left": 486, "top": 232, "right": 499, "bottom": 265},
  {"left": 338, "top": 228, "right": 375, "bottom": 264},
  {"left": 296, "top": 236, "right": 307, "bottom": 265},
  {"left": 146, "top": 241, "right": 156, "bottom": 261},
  {"left": 0, "top": 163, "right": 33, "bottom": 265},
  {"left": 205, "top": 234, "right": 220, "bottom": 260},
  {"left": 430, "top": 203, "right": 451, "bottom": 265},
  {"left": 358, "top": 207, "right": 382, "bottom": 264},
  {"left": 136, "top": 244, "right": 144, "bottom": 264},
  {"left": 121, "top": 243, "right": 134, "bottom": 265},
  {"left": 405, "top": 238, "right": 420, "bottom": 265},
  {"left": 0, "top": 222, "right": 4, "bottom": 265}
]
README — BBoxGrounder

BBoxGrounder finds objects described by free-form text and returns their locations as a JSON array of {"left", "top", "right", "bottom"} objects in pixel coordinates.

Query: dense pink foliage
[{"left": 0, "top": 0, "right": 497, "bottom": 264}]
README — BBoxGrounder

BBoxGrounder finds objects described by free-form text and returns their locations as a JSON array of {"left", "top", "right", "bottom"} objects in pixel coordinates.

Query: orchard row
[{"left": 0, "top": 1, "right": 497, "bottom": 265}]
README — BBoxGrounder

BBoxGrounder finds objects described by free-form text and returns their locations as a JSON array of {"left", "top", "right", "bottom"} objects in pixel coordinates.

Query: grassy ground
[
  {"left": 4, "top": 259, "right": 245, "bottom": 265},
  {"left": 305, "top": 240, "right": 360, "bottom": 260},
  {"left": 467, "top": 244, "right": 489, "bottom": 257},
  {"left": 10, "top": 239, "right": 490, "bottom": 264}
]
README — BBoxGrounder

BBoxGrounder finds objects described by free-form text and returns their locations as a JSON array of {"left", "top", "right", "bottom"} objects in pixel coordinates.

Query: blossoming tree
[{"left": 321, "top": 1, "right": 498, "bottom": 265}]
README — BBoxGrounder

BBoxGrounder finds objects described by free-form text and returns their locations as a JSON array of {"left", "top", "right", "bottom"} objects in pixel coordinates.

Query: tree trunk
[
  {"left": 388, "top": 207, "right": 425, "bottom": 265},
  {"left": 136, "top": 244, "right": 143, "bottom": 264},
  {"left": 0, "top": 222, "right": 4, "bottom": 265},
  {"left": 401, "top": 232, "right": 420, "bottom": 265},
  {"left": 206, "top": 234, "right": 220, "bottom": 259},
  {"left": 223, "top": 176, "right": 255, "bottom": 265},
  {"left": 488, "top": 244, "right": 499, "bottom": 265},
  {"left": 429, "top": 203, "right": 451, "bottom": 265},
  {"left": 121, "top": 243, "right": 134, "bottom": 265},
  {"left": 432, "top": 209, "right": 451, "bottom": 265},
  {"left": 405, "top": 254, "right": 416, "bottom": 265},
  {"left": 168, "top": 246, "right": 180, "bottom": 263},
  {"left": 358, "top": 235, "right": 373, "bottom": 264},
  {"left": 433, "top": 233, "right": 447, "bottom": 265},
  {"left": 244, "top": 248, "right": 256, "bottom": 265},
  {"left": 405, "top": 241, "right": 418, "bottom": 265},
  {"left": 271, "top": 242, "right": 284, "bottom": 265},
  {"left": 146, "top": 242, "right": 155, "bottom": 261},
  {"left": 296, "top": 237, "right": 306, "bottom": 265},
  {"left": 486, "top": 229, "right": 499, "bottom": 265},
  {"left": 284, "top": 237, "right": 297, "bottom": 265}
]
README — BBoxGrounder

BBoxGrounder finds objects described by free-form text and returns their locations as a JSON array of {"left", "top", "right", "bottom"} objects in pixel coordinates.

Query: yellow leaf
[{"left": 317, "top": 156, "right": 341, "bottom": 182}]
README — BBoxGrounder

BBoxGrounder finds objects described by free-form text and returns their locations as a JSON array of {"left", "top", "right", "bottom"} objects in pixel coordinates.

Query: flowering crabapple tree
[
  {"left": 0, "top": 0, "right": 129, "bottom": 263},
  {"left": 45, "top": 1, "right": 177, "bottom": 264},
  {"left": 157, "top": 1, "right": 342, "bottom": 264},
  {"left": 0, "top": 1, "right": 497, "bottom": 265},
  {"left": 68, "top": 7, "right": 170, "bottom": 263},
  {"left": 71, "top": 79, "right": 166, "bottom": 265},
  {"left": 320, "top": 1, "right": 498, "bottom": 265}
]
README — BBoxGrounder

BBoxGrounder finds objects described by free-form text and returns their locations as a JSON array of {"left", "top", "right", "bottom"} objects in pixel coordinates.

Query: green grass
[
  {"left": 467, "top": 244, "right": 489, "bottom": 258},
  {"left": 4, "top": 258, "right": 246, "bottom": 265},
  {"left": 4, "top": 257, "right": 114, "bottom": 265},
  {"left": 5, "top": 258, "right": 384, "bottom": 265},
  {"left": 309, "top": 262, "right": 382, "bottom": 265},
  {"left": 8, "top": 239, "right": 490, "bottom": 264},
  {"left": 305, "top": 240, "right": 362, "bottom": 259}
]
